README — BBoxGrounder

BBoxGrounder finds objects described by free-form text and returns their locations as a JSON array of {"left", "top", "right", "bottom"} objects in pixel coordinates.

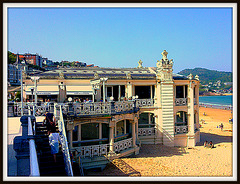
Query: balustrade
[
  {"left": 8, "top": 99, "right": 154, "bottom": 117},
  {"left": 72, "top": 144, "right": 109, "bottom": 158},
  {"left": 175, "top": 98, "right": 188, "bottom": 106},
  {"left": 138, "top": 127, "right": 155, "bottom": 136},
  {"left": 136, "top": 99, "right": 154, "bottom": 107},
  {"left": 114, "top": 138, "right": 133, "bottom": 153},
  {"left": 175, "top": 125, "right": 188, "bottom": 134}
]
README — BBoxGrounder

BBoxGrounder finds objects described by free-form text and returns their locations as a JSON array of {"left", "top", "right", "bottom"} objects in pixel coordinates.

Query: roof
[{"left": 27, "top": 67, "right": 189, "bottom": 80}]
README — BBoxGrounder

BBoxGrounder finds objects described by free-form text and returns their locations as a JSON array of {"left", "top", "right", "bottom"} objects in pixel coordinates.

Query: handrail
[
  {"left": 28, "top": 116, "right": 40, "bottom": 176},
  {"left": 72, "top": 138, "right": 108, "bottom": 144},
  {"left": 56, "top": 104, "right": 74, "bottom": 176}
]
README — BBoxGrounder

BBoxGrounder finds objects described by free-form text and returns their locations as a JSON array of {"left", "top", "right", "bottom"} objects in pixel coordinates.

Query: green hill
[{"left": 178, "top": 68, "right": 232, "bottom": 85}]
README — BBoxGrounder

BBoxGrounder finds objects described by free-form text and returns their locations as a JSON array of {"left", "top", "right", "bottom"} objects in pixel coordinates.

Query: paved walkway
[{"left": 7, "top": 116, "right": 45, "bottom": 177}]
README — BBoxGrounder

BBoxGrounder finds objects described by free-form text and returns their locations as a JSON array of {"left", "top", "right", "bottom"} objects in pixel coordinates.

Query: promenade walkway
[{"left": 7, "top": 116, "right": 45, "bottom": 176}]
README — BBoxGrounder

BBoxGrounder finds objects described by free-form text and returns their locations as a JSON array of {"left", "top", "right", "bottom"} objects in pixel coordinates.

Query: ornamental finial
[{"left": 161, "top": 50, "right": 168, "bottom": 60}]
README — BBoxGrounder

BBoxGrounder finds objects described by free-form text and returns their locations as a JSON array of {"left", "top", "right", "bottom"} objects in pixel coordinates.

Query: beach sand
[{"left": 85, "top": 107, "right": 233, "bottom": 177}]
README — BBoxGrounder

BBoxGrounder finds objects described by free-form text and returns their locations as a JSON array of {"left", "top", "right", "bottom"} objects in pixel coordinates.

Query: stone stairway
[{"left": 35, "top": 122, "right": 67, "bottom": 176}]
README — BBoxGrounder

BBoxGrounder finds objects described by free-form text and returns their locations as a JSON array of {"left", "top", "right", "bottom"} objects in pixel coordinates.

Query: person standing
[
  {"left": 49, "top": 129, "right": 61, "bottom": 163},
  {"left": 43, "top": 111, "right": 56, "bottom": 135}
]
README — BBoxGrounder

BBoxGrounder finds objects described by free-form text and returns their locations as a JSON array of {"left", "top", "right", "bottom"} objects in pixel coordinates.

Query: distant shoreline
[{"left": 200, "top": 93, "right": 232, "bottom": 97}]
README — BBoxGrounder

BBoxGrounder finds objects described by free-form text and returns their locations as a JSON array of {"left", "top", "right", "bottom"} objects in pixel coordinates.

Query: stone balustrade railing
[
  {"left": 72, "top": 144, "right": 109, "bottom": 158},
  {"left": 114, "top": 138, "right": 133, "bottom": 153},
  {"left": 8, "top": 99, "right": 154, "bottom": 117},
  {"left": 175, "top": 125, "right": 188, "bottom": 134},
  {"left": 175, "top": 98, "right": 188, "bottom": 106},
  {"left": 136, "top": 99, "right": 154, "bottom": 107},
  {"left": 138, "top": 127, "right": 155, "bottom": 136}
]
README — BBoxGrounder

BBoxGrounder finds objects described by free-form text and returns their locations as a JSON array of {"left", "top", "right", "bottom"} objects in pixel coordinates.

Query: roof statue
[
  {"left": 195, "top": 75, "right": 199, "bottom": 81},
  {"left": 188, "top": 73, "right": 193, "bottom": 80},
  {"left": 137, "top": 60, "right": 143, "bottom": 68}
]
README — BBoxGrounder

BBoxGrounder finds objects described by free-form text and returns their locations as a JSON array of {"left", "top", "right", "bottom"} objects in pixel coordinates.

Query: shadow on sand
[
  {"left": 196, "top": 132, "right": 232, "bottom": 146},
  {"left": 84, "top": 158, "right": 141, "bottom": 176}
]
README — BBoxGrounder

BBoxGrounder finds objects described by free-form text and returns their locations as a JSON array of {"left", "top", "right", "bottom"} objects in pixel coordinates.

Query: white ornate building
[{"left": 23, "top": 50, "right": 200, "bottom": 169}]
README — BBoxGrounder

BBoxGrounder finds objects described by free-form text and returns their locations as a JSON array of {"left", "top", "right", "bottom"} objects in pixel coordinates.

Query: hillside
[{"left": 178, "top": 68, "right": 232, "bottom": 85}]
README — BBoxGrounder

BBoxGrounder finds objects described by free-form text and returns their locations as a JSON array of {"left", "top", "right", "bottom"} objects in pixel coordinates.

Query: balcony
[{"left": 175, "top": 98, "right": 188, "bottom": 106}]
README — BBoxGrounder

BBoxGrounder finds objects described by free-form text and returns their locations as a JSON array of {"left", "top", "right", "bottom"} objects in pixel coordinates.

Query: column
[
  {"left": 103, "top": 81, "right": 106, "bottom": 102},
  {"left": 78, "top": 124, "right": 81, "bottom": 141},
  {"left": 68, "top": 130, "right": 73, "bottom": 148},
  {"left": 127, "top": 82, "right": 133, "bottom": 98},
  {"left": 109, "top": 121, "right": 115, "bottom": 153},
  {"left": 118, "top": 85, "right": 121, "bottom": 101},
  {"left": 187, "top": 82, "right": 195, "bottom": 147},
  {"left": 124, "top": 120, "right": 126, "bottom": 134},
  {"left": 132, "top": 121, "right": 136, "bottom": 148},
  {"left": 99, "top": 123, "right": 102, "bottom": 139}
]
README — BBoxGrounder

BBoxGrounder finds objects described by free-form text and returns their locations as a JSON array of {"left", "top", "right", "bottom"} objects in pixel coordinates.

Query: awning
[
  {"left": 25, "top": 85, "right": 59, "bottom": 95},
  {"left": 66, "top": 85, "right": 93, "bottom": 95}
]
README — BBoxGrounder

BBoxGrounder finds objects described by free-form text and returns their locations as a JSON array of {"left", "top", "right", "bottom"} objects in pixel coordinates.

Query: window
[
  {"left": 72, "top": 125, "right": 78, "bottom": 141},
  {"left": 81, "top": 123, "right": 99, "bottom": 140},
  {"left": 135, "top": 86, "right": 151, "bottom": 99},
  {"left": 176, "top": 85, "right": 188, "bottom": 98},
  {"left": 116, "top": 120, "right": 124, "bottom": 136},
  {"left": 176, "top": 111, "right": 188, "bottom": 126}
]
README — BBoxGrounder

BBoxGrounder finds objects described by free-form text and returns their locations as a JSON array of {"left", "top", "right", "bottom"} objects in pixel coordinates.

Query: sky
[{"left": 8, "top": 6, "right": 233, "bottom": 73}]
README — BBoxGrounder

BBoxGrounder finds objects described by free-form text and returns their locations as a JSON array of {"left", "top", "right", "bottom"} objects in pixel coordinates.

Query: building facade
[{"left": 22, "top": 50, "right": 200, "bottom": 169}]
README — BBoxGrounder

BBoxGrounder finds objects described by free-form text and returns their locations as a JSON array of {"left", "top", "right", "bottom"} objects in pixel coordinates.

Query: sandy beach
[{"left": 85, "top": 107, "right": 233, "bottom": 177}]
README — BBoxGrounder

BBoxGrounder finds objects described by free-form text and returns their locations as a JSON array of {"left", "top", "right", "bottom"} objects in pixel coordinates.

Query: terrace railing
[
  {"left": 114, "top": 137, "right": 133, "bottom": 153},
  {"left": 72, "top": 144, "right": 109, "bottom": 158},
  {"left": 54, "top": 104, "right": 74, "bottom": 176},
  {"left": 175, "top": 125, "right": 188, "bottom": 134},
  {"left": 8, "top": 99, "right": 154, "bottom": 117},
  {"left": 136, "top": 99, "right": 154, "bottom": 108},
  {"left": 138, "top": 124, "right": 155, "bottom": 136},
  {"left": 175, "top": 98, "right": 188, "bottom": 106}
]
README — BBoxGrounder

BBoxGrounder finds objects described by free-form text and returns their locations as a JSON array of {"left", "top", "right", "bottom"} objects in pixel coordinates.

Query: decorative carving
[
  {"left": 126, "top": 72, "right": 132, "bottom": 79},
  {"left": 94, "top": 73, "right": 99, "bottom": 79},
  {"left": 137, "top": 60, "right": 143, "bottom": 68},
  {"left": 161, "top": 50, "right": 168, "bottom": 60}
]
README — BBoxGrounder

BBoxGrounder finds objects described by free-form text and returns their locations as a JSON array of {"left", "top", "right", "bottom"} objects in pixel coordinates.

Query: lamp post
[
  {"left": 21, "top": 70, "right": 23, "bottom": 116},
  {"left": 31, "top": 76, "right": 40, "bottom": 105}
]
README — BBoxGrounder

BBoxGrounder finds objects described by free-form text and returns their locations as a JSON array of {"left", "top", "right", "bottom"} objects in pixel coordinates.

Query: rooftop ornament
[
  {"left": 195, "top": 75, "right": 199, "bottom": 81},
  {"left": 137, "top": 60, "right": 143, "bottom": 68},
  {"left": 188, "top": 73, "right": 193, "bottom": 80}
]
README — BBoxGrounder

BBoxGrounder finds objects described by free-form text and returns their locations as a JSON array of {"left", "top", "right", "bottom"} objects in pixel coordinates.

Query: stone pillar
[
  {"left": 68, "top": 130, "right": 73, "bottom": 149},
  {"left": 127, "top": 82, "right": 133, "bottom": 98},
  {"left": 124, "top": 120, "right": 126, "bottom": 134},
  {"left": 78, "top": 124, "right": 81, "bottom": 141},
  {"left": 108, "top": 121, "right": 115, "bottom": 154},
  {"left": 132, "top": 121, "right": 136, "bottom": 148},
  {"left": 187, "top": 82, "right": 195, "bottom": 147},
  {"left": 99, "top": 123, "right": 102, "bottom": 139}
]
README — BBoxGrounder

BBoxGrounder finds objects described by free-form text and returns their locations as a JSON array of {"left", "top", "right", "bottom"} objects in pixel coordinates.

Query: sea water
[{"left": 199, "top": 95, "right": 232, "bottom": 107}]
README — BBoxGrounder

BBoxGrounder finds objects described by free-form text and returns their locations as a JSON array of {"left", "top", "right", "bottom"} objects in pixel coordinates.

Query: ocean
[{"left": 199, "top": 95, "right": 232, "bottom": 108}]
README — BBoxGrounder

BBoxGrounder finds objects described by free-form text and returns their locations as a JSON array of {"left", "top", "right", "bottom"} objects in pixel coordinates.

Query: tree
[{"left": 8, "top": 51, "right": 17, "bottom": 64}]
